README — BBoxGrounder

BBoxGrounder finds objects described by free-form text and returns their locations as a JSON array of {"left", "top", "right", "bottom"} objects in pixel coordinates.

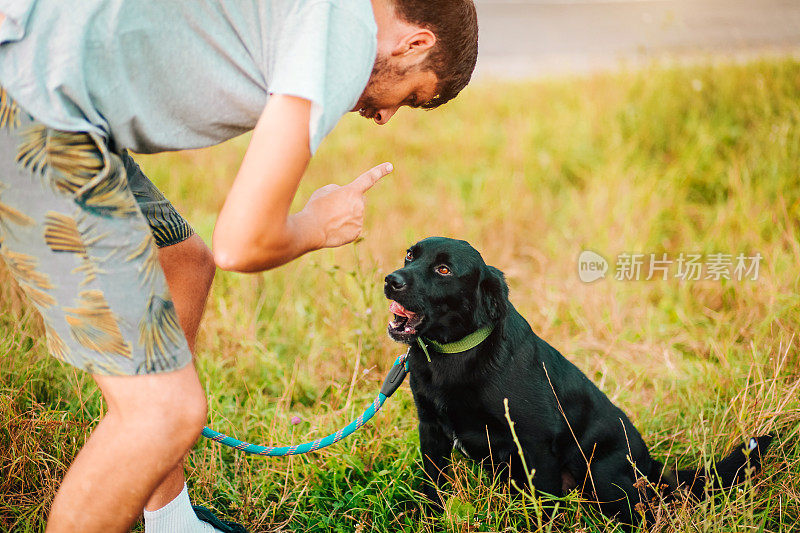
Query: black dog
[{"left": 384, "top": 237, "right": 771, "bottom": 527}]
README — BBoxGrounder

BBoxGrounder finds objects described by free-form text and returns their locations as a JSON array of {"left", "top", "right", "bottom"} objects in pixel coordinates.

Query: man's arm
[{"left": 212, "top": 94, "right": 392, "bottom": 272}]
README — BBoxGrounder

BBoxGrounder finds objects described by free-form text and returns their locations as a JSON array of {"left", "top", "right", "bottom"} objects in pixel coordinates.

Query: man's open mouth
[{"left": 388, "top": 300, "right": 424, "bottom": 338}]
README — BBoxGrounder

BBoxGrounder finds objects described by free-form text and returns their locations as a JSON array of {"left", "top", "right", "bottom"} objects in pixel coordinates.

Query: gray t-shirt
[{"left": 0, "top": 0, "right": 377, "bottom": 154}]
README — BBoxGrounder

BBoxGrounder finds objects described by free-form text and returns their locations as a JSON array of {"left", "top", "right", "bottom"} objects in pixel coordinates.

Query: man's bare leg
[
  {"left": 46, "top": 235, "right": 216, "bottom": 532},
  {"left": 157, "top": 234, "right": 216, "bottom": 355},
  {"left": 46, "top": 364, "right": 208, "bottom": 532},
  {"left": 146, "top": 234, "right": 216, "bottom": 510}
]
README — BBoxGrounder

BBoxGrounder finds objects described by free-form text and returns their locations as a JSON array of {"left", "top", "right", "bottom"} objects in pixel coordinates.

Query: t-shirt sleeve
[{"left": 269, "top": 1, "right": 377, "bottom": 154}]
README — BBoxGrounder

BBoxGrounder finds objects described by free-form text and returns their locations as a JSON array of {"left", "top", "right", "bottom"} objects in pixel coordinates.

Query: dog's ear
[{"left": 478, "top": 265, "right": 509, "bottom": 323}]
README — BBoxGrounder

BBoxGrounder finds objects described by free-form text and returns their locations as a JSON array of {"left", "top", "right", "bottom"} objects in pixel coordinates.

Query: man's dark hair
[{"left": 393, "top": 0, "right": 478, "bottom": 109}]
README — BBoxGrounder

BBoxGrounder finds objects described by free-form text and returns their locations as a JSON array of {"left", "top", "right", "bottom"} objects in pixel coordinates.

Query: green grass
[{"left": 2, "top": 57, "right": 800, "bottom": 532}]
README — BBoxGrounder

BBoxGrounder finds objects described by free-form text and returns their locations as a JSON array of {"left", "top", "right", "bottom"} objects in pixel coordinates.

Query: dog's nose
[{"left": 385, "top": 272, "right": 407, "bottom": 292}]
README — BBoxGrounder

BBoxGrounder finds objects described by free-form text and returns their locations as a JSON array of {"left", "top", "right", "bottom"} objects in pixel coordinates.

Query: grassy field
[{"left": 2, "top": 58, "right": 799, "bottom": 532}]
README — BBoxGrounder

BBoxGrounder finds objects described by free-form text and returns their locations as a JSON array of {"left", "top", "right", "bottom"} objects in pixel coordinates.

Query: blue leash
[{"left": 201, "top": 353, "right": 409, "bottom": 456}]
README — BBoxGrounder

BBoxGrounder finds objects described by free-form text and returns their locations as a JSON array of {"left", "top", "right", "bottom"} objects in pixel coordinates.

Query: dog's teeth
[{"left": 404, "top": 326, "right": 414, "bottom": 333}]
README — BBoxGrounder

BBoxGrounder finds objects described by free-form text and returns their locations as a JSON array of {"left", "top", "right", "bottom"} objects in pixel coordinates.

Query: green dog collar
[{"left": 416, "top": 324, "right": 495, "bottom": 361}]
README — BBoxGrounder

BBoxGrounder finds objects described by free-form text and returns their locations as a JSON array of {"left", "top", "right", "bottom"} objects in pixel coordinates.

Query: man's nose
[
  {"left": 384, "top": 272, "right": 408, "bottom": 292},
  {"left": 374, "top": 106, "right": 399, "bottom": 125}
]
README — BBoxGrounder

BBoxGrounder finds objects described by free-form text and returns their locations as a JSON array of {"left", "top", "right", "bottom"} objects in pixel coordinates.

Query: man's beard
[{"left": 356, "top": 55, "right": 412, "bottom": 112}]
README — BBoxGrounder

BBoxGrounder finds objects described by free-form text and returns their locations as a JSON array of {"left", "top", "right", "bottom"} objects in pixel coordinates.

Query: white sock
[{"left": 143, "top": 483, "right": 219, "bottom": 533}]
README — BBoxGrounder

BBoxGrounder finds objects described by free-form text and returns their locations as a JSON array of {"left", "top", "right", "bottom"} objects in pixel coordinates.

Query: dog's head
[{"left": 384, "top": 237, "right": 509, "bottom": 345}]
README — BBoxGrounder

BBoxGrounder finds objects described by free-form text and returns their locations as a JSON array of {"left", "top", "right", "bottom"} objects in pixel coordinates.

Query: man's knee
[
  {"left": 189, "top": 235, "right": 216, "bottom": 287},
  {"left": 159, "top": 234, "right": 216, "bottom": 289},
  {"left": 165, "top": 375, "right": 207, "bottom": 438},
  {"left": 96, "top": 364, "right": 207, "bottom": 448},
  {"left": 154, "top": 369, "right": 206, "bottom": 445},
  {"left": 158, "top": 235, "right": 216, "bottom": 348}
]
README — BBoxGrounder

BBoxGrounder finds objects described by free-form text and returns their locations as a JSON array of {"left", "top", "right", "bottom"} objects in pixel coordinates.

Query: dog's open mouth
[{"left": 388, "top": 300, "right": 424, "bottom": 338}]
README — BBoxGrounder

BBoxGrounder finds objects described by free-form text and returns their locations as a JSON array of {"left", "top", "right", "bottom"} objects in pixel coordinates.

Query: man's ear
[
  {"left": 392, "top": 28, "right": 436, "bottom": 57},
  {"left": 478, "top": 265, "right": 509, "bottom": 323}
]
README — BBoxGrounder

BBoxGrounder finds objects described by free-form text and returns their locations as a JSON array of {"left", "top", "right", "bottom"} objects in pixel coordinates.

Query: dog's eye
[
  {"left": 435, "top": 265, "right": 452, "bottom": 276},
  {"left": 405, "top": 251, "right": 413, "bottom": 262}
]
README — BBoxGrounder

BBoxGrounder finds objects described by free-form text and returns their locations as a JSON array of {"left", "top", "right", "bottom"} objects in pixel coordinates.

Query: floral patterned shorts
[{"left": 0, "top": 88, "right": 194, "bottom": 376}]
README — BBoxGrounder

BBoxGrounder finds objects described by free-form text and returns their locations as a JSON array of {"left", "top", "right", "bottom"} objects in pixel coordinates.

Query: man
[{"left": 0, "top": 0, "right": 478, "bottom": 531}]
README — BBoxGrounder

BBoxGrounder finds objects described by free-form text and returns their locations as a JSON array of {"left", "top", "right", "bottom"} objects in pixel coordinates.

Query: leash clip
[{"left": 380, "top": 354, "right": 410, "bottom": 398}]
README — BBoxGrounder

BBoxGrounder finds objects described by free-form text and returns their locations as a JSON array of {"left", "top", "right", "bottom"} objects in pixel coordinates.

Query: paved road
[{"left": 474, "top": 0, "right": 800, "bottom": 78}]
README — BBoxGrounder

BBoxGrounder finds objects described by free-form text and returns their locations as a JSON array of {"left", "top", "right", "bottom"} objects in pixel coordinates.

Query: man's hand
[{"left": 297, "top": 163, "right": 393, "bottom": 249}]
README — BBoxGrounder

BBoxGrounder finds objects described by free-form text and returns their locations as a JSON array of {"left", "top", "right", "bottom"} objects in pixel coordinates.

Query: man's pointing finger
[{"left": 350, "top": 162, "right": 393, "bottom": 193}]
